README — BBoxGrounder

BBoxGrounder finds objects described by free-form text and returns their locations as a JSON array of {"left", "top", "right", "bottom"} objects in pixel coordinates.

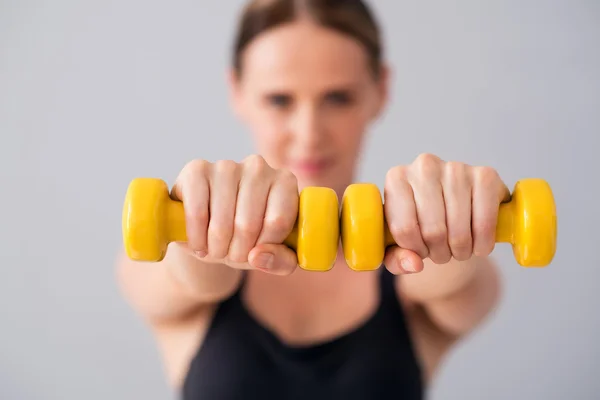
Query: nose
[{"left": 288, "top": 103, "right": 325, "bottom": 149}]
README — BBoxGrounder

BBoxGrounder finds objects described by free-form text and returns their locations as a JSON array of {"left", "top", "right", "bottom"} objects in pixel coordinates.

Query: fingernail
[
  {"left": 195, "top": 250, "right": 207, "bottom": 258},
  {"left": 400, "top": 258, "right": 415, "bottom": 273},
  {"left": 255, "top": 253, "right": 274, "bottom": 270}
]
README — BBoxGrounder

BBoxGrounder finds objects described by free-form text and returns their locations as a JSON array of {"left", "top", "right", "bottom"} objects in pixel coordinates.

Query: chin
[
  {"left": 295, "top": 170, "right": 333, "bottom": 188},
  {"left": 297, "top": 175, "right": 349, "bottom": 202},
  {"left": 289, "top": 160, "right": 352, "bottom": 193}
]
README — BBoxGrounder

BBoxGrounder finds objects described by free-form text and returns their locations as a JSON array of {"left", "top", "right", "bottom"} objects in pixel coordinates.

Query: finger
[
  {"left": 256, "top": 169, "right": 299, "bottom": 245},
  {"left": 383, "top": 247, "right": 424, "bottom": 275},
  {"left": 442, "top": 162, "right": 473, "bottom": 261},
  {"left": 410, "top": 173, "right": 452, "bottom": 264},
  {"left": 384, "top": 169, "right": 428, "bottom": 259},
  {"left": 171, "top": 160, "right": 211, "bottom": 257},
  {"left": 471, "top": 167, "right": 510, "bottom": 256},
  {"left": 227, "top": 160, "right": 272, "bottom": 263},
  {"left": 207, "top": 160, "right": 240, "bottom": 260},
  {"left": 248, "top": 243, "right": 299, "bottom": 276}
]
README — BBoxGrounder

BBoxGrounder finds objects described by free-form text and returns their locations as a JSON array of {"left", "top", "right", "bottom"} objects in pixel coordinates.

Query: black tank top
[{"left": 182, "top": 269, "right": 424, "bottom": 399}]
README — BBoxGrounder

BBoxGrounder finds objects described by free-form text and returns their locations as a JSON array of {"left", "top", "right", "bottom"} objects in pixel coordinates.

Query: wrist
[{"left": 166, "top": 243, "right": 242, "bottom": 303}]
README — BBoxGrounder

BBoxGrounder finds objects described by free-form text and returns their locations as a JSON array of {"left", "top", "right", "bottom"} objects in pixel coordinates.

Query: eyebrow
[
  {"left": 259, "top": 81, "right": 363, "bottom": 94},
  {"left": 322, "top": 82, "right": 362, "bottom": 91}
]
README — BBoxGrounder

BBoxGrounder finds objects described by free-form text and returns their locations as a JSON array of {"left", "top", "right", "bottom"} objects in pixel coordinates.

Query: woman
[{"left": 117, "top": 0, "right": 506, "bottom": 398}]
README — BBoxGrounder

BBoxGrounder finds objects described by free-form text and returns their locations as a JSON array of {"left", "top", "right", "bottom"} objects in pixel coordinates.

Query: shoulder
[
  {"left": 393, "top": 283, "right": 457, "bottom": 383},
  {"left": 150, "top": 303, "right": 219, "bottom": 389}
]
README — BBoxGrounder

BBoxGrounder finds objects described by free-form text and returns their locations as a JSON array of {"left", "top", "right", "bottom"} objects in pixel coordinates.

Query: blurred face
[{"left": 229, "top": 19, "right": 389, "bottom": 194}]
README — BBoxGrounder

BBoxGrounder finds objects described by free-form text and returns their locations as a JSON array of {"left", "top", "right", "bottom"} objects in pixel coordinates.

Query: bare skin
[{"left": 117, "top": 20, "right": 503, "bottom": 389}]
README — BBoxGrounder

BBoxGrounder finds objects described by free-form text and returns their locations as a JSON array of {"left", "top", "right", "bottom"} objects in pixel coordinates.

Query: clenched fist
[
  {"left": 383, "top": 153, "right": 510, "bottom": 274},
  {"left": 171, "top": 155, "right": 301, "bottom": 275}
]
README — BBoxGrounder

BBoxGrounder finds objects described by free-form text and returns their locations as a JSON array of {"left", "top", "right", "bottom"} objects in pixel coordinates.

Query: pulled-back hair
[{"left": 231, "top": 0, "right": 383, "bottom": 79}]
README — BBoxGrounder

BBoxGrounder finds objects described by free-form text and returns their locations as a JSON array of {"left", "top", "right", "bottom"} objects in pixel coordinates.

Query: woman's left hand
[{"left": 383, "top": 153, "right": 510, "bottom": 275}]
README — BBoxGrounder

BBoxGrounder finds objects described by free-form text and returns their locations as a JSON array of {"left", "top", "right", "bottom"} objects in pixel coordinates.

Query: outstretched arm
[
  {"left": 398, "top": 255, "right": 502, "bottom": 339},
  {"left": 116, "top": 243, "right": 242, "bottom": 325}
]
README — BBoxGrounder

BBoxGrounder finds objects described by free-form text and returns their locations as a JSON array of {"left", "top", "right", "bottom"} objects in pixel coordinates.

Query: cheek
[
  {"left": 249, "top": 116, "right": 288, "bottom": 165},
  {"left": 328, "top": 110, "right": 369, "bottom": 154}
]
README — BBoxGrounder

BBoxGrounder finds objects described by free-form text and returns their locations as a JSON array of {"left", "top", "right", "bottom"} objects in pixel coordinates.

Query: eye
[
  {"left": 324, "top": 90, "right": 353, "bottom": 106},
  {"left": 265, "top": 93, "right": 292, "bottom": 108}
]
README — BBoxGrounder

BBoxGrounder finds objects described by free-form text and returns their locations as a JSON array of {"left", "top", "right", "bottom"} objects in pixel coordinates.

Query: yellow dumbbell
[
  {"left": 123, "top": 177, "right": 557, "bottom": 271},
  {"left": 340, "top": 178, "right": 557, "bottom": 271},
  {"left": 122, "top": 178, "right": 340, "bottom": 271}
]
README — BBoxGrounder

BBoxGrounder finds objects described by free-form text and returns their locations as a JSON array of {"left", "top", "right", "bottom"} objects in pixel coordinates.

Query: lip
[{"left": 289, "top": 158, "right": 333, "bottom": 177}]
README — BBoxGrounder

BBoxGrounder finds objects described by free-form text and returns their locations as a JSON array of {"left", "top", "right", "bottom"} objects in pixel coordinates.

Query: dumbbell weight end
[{"left": 493, "top": 178, "right": 557, "bottom": 267}]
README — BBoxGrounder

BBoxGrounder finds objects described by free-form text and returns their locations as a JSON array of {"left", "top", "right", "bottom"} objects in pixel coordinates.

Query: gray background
[{"left": 1, "top": 0, "right": 599, "bottom": 399}]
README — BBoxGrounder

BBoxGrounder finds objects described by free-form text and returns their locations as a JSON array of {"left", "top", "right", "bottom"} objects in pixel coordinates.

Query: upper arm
[
  {"left": 418, "top": 258, "right": 502, "bottom": 339},
  {"left": 151, "top": 305, "right": 217, "bottom": 389},
  {"left": 396, "top": 258, "right": 502, "bottom": 380},
  {"left": 116, "top": 246, "right": 243, "bottom": 389}
]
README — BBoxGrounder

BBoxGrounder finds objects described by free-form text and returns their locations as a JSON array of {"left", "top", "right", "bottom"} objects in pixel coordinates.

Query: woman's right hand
[{"left": 170, "top": 155, "right": 300, "bottom": 276}]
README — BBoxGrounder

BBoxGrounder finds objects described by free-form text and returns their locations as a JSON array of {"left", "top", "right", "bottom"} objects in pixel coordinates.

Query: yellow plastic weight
[
  {"left": 122, "top": 178, "right": 340, "bottom": 271},
  {"left": 340, "top": 178, "right": 557, "bottom": 271}
]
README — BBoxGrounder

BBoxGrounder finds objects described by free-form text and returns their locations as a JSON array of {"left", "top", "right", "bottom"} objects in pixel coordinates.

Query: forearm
[
  {"left": 399, "top": 256, "right": 488, "bottom": 302},
  {"left": 116, "top": 243, "right": 242, "bottom": 324}
]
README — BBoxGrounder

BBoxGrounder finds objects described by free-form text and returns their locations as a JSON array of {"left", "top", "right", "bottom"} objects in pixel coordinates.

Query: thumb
[
  {"left": 248, "top": 243, "right": 299, "bottom": 276},
  {"left": 383, "top": 246, "right": 425, "bottom": 275}
]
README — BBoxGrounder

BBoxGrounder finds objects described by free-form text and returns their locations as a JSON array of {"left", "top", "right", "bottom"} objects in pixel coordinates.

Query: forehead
[{"left": 240, "top": 21, "right": 372, "bottom": 89}]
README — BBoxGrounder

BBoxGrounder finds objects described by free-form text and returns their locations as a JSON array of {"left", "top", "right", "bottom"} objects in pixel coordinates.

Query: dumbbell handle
[
  {"left": 143, "top": 191, "right": 335, "bottom": 261},
  {"left": 147, "top": 198, "right": 515, "bottom": 256},
  {"left": 162, "top": 197, "right": 516, "bottom": 247},
  {"left": 380, "top": 204, "right": 512, "bottom": 247}
]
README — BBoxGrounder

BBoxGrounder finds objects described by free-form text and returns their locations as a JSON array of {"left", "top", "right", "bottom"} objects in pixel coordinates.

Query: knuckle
[
  {"left": 474, "top": 166, "right": 499, "bottom": 185},
  {"left": 234, "top": 217, "right": 262, "bottom": 240},
  {"left": 449, "top": 232, "right": 472, "bottom": 249},
  {"left": 263, "top": 213, "right": 294, "bottom": 235},
  {"left": 444, "top": 161, "right": 467, "bottom": 182},
  {"left": 214, "top": 159, "right": 239, "bottom": 175},
  {"left": 209, "top": 225, "right": 232, "bottom": 246},
  {"left": 388, "top": 220, "right": 419, "bottom": 241},
  {"left": 385, "top": 165, "right": 409, "bottom": 184},
  {"left": 413, "top": 153, "right": 442, "bottom": 176},
  {"left": 181, "top": 159, "right": 210, "bottom": 179},
  {"left": 277, "top": 168, "right": 298, "bottom": 186},
  {"left": 185, "top": 158, "right": 210, "bottom": 171},
  {"left": 187, "top": 206, "right": 209, "bottom": 226},
  {"left": 420, "top": 223, "right": 448, "bottom": 244},
  {"left": 175, "top": 160, "right": 210, "bottom": 201},
  {"left": 243, "top": 154, "right": 269, "bottom": 174},
  {"left": 448, "top": 232, "right": 472, "bottom": 252},
  {"left": 474, "top": 217, "right": 496, "bottom": 237},
  {"left": 415, "top": 152, "right": 441, "bottom": 165},
  {"left": 472, "top": 218, "right": 496, "bottom": 256}
]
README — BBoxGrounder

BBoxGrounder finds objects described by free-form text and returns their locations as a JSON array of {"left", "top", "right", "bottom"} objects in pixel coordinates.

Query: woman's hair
[{"left": 232, "top": 0, "right": 383, "bottom": 79}]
